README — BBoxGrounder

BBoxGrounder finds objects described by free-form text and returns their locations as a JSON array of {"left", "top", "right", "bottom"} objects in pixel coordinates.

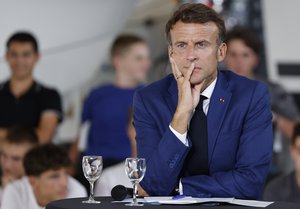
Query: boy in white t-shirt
[
  {"left": 0, "top": 126, "right": 39, "bottom": 205},
  {"left": 1, "top": 144, "right": 87, "bottom": 209}
]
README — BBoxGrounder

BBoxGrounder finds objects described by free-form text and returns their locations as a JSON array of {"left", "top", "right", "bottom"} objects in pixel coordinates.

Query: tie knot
[{"left": 196, "top": 95, "right": 207, "bottom": 111}]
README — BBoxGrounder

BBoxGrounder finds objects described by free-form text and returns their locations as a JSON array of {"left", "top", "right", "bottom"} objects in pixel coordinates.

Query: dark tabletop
[{"left": 46, "top": 197, "right": 300, "bottom": 209}]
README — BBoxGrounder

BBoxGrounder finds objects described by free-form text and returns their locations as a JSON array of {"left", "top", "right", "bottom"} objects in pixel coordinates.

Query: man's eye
[
  {"left": 176, "top": 43, "right": 186, "bottom": 48},
  {"left": 196, "top": 42, "right": 207, "bottom": 48}
]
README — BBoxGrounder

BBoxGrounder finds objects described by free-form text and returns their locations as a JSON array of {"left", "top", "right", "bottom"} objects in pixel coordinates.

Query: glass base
[
  {"left": 125, "top": 202, "right": 144, "bottom": 207},
  {"left": 82, "top": 199, "right": 101, "bottom": 204}
]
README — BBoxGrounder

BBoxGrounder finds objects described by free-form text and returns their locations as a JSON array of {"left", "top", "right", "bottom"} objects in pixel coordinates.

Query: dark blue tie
[{"left": 186, "top": 95, "right": 209, "bottom": 176}]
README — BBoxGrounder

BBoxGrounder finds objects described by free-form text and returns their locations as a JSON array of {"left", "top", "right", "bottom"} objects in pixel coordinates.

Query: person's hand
[
  {"left": 137, "top": 184, "right": 149, "bottom": 197},
  {"left": 169, "top": 57, "right": 205, "bottom": 134}
]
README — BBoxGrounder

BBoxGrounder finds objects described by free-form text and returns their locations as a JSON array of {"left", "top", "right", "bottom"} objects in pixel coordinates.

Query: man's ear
[
  {"left": 168, "top": 46, "right": 173, "bottom": 59},
  {"left": 112, "top": 55, "right": 122, "bottom": 70},
  {"left": 217, "top": 43, "right": 227, "bottom": 62},
  {"left": 36, "top": 53, "right": 41, "bottom": 62},
  {"left": 28, "top": 176, "right": 37, "bottom": 188}
]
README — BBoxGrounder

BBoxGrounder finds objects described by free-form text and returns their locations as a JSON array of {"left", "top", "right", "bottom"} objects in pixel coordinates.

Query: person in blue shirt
[{"left": 70, "top": 34, "right": 151, "bottom": 188}]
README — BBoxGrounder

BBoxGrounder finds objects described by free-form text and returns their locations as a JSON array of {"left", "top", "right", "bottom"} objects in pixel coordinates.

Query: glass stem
[
  {"left": 133, "top": 181, "right": 138, "bottom": 204},
  {"left": 89, "top": 181, "right": 95, "bottom": 201}
]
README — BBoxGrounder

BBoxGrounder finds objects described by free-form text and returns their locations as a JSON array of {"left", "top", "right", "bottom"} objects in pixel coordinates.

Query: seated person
[
  {"left": 0, "top": 126, "right": 38, "bottom": 202},
  {"left": 1, "top": 144, "right": 86, "bottom": 209},
  {"left": 69, "top": 34, "right": 150, "bottom": 190},
  {"left": 134, "top": 3, "right": 273, "bottom": 199},
  {"left": 0, "top": 32, "right": 63, "bottom": 145},
  {"left": 264, "top": 122, "right": 300, "bottom": 203}
]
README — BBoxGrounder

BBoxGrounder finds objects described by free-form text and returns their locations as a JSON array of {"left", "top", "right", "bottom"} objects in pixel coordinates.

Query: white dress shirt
[
  {"left": 169, "top": 77, "right": 217, "bottom": 145},
  {"left": 1, "top": 176, "right": 87, "bottom": 209}
]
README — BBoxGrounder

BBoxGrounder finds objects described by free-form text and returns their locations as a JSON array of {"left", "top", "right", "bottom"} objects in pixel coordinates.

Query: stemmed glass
[
  {"left": 125, "top": 158, "right": 146, "bottom": 206},
  {"left": 82, "top": 156, "right": 103, "bottom": 203}
]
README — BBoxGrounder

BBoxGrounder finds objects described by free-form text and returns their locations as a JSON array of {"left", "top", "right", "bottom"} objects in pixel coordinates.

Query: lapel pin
[{"left": 219, "top": 98, "right": 225, "bottom": 103}]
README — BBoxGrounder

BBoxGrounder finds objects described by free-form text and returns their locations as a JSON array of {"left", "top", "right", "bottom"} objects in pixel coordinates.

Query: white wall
[{"left": 262, "top": 0, "right": 300, "bottom": 92}]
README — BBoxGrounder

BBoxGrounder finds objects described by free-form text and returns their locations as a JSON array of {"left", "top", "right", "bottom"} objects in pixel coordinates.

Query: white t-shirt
[
  {"left": 1, "top": 176, "right": 87, "bottom": 209},
  {"left": 0, "top": 186, "right": 3, "bottom": 207},
  {"left": 95, "top": 161, "right": 132, "bottom": 196}
]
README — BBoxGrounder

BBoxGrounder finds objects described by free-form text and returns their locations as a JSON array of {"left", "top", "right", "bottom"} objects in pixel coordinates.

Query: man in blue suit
[{"left": 133, "top": 3, "right": 273, "bottom": 199}]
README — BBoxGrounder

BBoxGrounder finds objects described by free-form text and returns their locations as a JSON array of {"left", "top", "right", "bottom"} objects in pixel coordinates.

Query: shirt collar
[
  {"left": 2, "top": 80, "right": 39, "bottom": 96},
  {"left": 201, "top": 77, "right": 217, "bottom": 100}
]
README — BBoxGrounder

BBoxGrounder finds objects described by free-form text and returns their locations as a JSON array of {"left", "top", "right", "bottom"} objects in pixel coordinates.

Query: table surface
[{"left": 46, "top": 197, "right": 300, "bottom": 209}]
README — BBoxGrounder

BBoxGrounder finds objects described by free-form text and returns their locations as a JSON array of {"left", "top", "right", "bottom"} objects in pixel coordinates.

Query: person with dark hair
[
  {"left": 224, "top": 26, "right": 300, "bottom": 175},
  {"left": 0, "top": 126, "right": 38, "bottom": 203},
  {"left": 133, "top": 3, "right": 272, "bottom": 198},
  {"left": 69, "top": 34, "right": 150, "bottom": 189},
  {"left": 1, "top": 144, "right": 86, "bottom": 209},
  {"left": 264, "top": 122, "right": 300, "bottom": 203},
  {"left": 0, "top": 32, "right": 63, "bottom": 145},
  {"left": 224, "top": 26, "right": 260, "bottom": 78}
]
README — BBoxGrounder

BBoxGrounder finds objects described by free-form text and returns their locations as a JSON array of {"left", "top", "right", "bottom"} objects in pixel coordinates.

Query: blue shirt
[{"left": 82, "top": 84, "right": 140, "bottom": 160}]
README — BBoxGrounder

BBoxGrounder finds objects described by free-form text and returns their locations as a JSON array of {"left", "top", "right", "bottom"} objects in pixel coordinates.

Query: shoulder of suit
[
  {"left": 220, "top": 70, "right": 265, "bottom": 90},
  {"left": 137, "top": 74, "right": 173, "bottom": 95},
  {"left": 34, "top": 81, "right": 60, "bottom": 95}
]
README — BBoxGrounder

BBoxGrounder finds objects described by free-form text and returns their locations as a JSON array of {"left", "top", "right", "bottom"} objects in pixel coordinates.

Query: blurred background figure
[
  {"left": 69, "top": 34, "right": 151, "bottom": 190},
  {"left": 264, "top": 122, "right": 300, "bottom": 203},
  {"left": 0, "top": 32, "right": 63, "bottom": 145},
  {"left": 95, "top": 108, "right": 135, "bottom": 196},
  {"left": 224, "top": 26, "right": 300, "bottom": 178},
  {"left": 0, "top": 126, "right": 38, "bottom": 204},
  {"left": 1, "top": 144, "right": 86, "bottom": 209}
]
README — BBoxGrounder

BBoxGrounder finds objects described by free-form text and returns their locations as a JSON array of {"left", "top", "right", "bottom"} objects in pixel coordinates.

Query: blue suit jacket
[{"left": 133, "top": 70, "right": 273, "bottom": 199}]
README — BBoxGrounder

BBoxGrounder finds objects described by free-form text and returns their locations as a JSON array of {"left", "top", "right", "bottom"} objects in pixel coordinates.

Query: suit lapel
[{"left": 207, "top": 71, "right": 232, "bottom": 164}]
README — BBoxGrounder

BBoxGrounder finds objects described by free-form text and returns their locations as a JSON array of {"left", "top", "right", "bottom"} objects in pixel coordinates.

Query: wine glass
[
  {"left": 125, "top": 158, "right": 146, "bottom": 206},
  {"left": 82, "top": 156, "right": 103, "bottom": 203}
]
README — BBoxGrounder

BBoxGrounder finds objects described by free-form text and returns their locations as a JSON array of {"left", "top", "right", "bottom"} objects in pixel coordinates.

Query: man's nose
[{"left": 186, "top": 46, "right": 197, "bottom": 62}]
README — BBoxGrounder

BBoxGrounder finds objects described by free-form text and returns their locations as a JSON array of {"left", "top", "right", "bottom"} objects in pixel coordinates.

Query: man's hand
[
  {"left": 137, "top": 184, "right": 149, "bottom": 197},
  {"left": 169, "top": 57, "right": 204, "bottom": 134}
]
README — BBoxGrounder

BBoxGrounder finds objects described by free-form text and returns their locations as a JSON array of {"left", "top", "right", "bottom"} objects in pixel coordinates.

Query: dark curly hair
[
  {"left": 24, "top": 144, "right": 71, "bottom": 176},
  {"left": 225, "top": 26, "right": 261, "bottom": 55},
  {"left": 6, "top": 125, "right": 38, "bottom": 145}
]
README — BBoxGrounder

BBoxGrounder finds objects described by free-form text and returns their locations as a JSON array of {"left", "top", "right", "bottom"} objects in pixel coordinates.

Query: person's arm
[
  {"left": 37, "top": 89, "right": 63, "bottom": 144},
  {"left": 135, "top": 59, "right": 203, "bottom": 195},
  {"left": 276, "top": 115, "right": 295, "bottom": 140},
  {"left": 134, "top": 90, "right": 191, "bottom": 195},
  {"left": 36, "top": 111, "right": 59, "bottom": 144},
  {"left": 69, "top": 93, "right": 93, "bottom": 174},
  {"left": 181, "top": 82, "right": 273, "bottom": 199}
]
